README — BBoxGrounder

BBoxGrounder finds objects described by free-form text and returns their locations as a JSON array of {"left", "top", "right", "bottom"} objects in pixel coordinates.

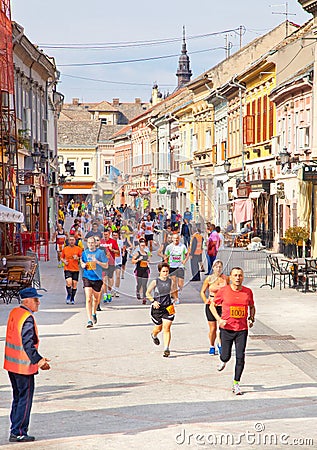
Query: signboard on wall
[{"left": 302, "top": 165, "right": 317, "bottom": 181}]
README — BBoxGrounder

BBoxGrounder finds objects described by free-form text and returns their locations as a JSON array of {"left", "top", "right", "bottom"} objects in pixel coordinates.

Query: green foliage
[{"left": 282, "top": 226, "right": 309, "bottom": 245}]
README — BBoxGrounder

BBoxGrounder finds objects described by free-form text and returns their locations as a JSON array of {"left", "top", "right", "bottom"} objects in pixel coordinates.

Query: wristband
[{"left": 248, "top": 316, "right": 255, "bottom": 323}]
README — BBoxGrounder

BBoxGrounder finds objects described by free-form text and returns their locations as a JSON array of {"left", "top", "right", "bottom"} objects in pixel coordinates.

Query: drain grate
[{"left": 250, "top": 334, "right": 295, "bottom": 340}]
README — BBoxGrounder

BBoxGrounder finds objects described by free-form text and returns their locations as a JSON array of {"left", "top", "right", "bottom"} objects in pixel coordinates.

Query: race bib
[
  {"left": 172, "top": 255, "right": 181, "bottom": 263},
  {"left": 166, "top": 304, "right": 175, "bottom": 315},
  {"left": 229, "top": 306, "right": 246, "bottom": 318},
  {"left": 140, "top": 260, "right": 148, "bottom": 268}
]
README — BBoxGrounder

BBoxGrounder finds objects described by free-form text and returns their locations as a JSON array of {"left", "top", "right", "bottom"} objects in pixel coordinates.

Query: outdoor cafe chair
[{"left": 268, "top": 255, "right": 292, "bottom": 290}]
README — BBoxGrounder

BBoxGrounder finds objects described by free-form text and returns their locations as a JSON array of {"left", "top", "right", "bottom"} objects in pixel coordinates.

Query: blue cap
[{"left": 19, "top": 287, "right": 43, "bottom": 299}]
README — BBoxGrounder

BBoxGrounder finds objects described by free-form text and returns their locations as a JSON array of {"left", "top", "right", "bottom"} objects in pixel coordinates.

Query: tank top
[
  {"left": 56, "top": 229, "right": 66, "bottom": 245},
  {"left": 154, "top": 277, "right": 172, "bottom": 307}
]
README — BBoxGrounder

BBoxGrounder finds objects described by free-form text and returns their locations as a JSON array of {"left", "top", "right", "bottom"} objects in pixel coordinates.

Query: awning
[
  {"left": 249, "top": 190, "right": 264, "bottom": 199},
  {"left": 0, "top": 204, "right": 24, "bottom": 223},
  {"left": 233, "top": 198, "right": 253, "bottom": 224},
  {"left": 59, "top": 189, "right": 92, "bottom": 195}
]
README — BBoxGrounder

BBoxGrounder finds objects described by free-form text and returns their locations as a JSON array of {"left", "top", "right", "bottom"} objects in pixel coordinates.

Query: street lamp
[
  {"left": 193, "top": 166, "right": 201, "bottom": 226},
  {"left": 223, "top": 159, "right": 231, "bottom": 173},
  {"left": 279, "top": 147, "right": 291, "bottom": 168},
  {"left": 64, "top": 160, "right": 73, "bottom": 173},
  {"left": 31, "top": 143, "right": 42, "bottom": 167}
]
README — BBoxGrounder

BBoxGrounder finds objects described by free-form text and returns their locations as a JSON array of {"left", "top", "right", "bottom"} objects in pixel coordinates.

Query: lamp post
[
  {"left": 279, "top": 147, "right": 291, "bottom": 169},
  {"left": 194, "top": 166, "right": 201, "bottom": 226}
]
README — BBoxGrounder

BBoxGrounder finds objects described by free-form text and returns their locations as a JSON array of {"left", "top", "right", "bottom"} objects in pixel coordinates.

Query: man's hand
[
  {"left": 38, "top": 357, "right": 51, "bottom": 370},
  {"left": 218, "top": 319, "right": 227, "bottom": 328}
]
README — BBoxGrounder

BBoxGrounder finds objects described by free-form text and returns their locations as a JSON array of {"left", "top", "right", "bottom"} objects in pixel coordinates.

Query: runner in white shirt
[
  {"left": 164, "top": 233, "right": 189, "bottom": 304},
  {"left": 144, "top": 214, "right": 154, "bottom": 252}
]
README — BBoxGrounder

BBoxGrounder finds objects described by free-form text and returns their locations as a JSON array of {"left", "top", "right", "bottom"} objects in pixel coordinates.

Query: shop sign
[{"left": 303, "top": 165, "right": 317, "bottom": 181}]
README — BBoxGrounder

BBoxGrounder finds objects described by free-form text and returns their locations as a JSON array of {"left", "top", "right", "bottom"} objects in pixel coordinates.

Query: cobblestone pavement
[{"left": 0, "top": 239, "right": 316, "bottom": 449}]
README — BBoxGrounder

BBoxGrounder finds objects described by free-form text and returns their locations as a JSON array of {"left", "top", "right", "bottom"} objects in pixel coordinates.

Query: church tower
[{"left": 176, "top": 26, "right": 192, "bottom": 89}]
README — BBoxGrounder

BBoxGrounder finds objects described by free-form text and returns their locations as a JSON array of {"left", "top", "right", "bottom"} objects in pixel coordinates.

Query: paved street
[{"left": 0, "top": 244, "right": 316, "bottom": 449}]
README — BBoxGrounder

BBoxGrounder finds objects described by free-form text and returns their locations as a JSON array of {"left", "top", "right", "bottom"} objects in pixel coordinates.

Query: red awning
[{"left": 233, "top": 198, "right": 253, "bottom": 224}]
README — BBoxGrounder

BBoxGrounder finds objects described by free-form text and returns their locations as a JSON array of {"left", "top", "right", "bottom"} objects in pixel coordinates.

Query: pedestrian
[
  {"left": 200, "top": 260, "right": 229, "bottom": 354},
  {"left": 85, "top": 222, "right": 102, "bottom": 242},
  {"left": 210, "top": 267, "right": 256, "bottom": 395},
  {"left": 183, "top": 206, "right": 193, "bottom": 223},
  {"left": 189, "top": 227, "right": 204, "bottom": 281},
  {"left": 180, "top": 218, "right": 191, "bottom": 248},
  {"left": 60, "top": 235, "right": 82, "bottom": 304},
  {"left": 146, "top": 262, "right": 176, "bottom": 357},
  {"left": 164, "top": 233, "right": 189, "bottom": 304},
  {"left": 81, "top": 237, "right": 108, "bottom": 328},
  {"left": 132, "top": 237, "right": 151, "bottom": 304},
  {"left": 4, "top": 287, "right": 51, "bottom": 443},
  {"left": 206, "top": 224, "right": 220, "bottom": 275}
]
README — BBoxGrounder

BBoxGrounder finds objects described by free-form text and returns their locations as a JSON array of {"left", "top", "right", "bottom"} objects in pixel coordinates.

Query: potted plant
[{"left": 282, "top": 226, "right": 310, "bottom": 258}]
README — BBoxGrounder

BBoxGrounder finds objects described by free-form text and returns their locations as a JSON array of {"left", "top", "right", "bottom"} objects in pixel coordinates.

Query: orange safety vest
[
  {"left": 4, "top": 307, "right": 39, "bottom": 375},
  {"left": 193, "top": 234, "right": 203, "bottom": 255}
]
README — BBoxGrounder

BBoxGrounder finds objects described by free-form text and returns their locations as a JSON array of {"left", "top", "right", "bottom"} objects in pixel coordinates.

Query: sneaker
[
  {"left": 58, "top": 263, "right": 63, "bottom": 268},
  {"left": 114, "top": 291, "right": 119, "bottom": 297},
  {"left": 163, "top": 349, "right": 170, "bottom": 357},
  {"left": 217, "top": 344, "right": 222, "bottom": 355},
  {"left": 151, "top": 334, "right": 160, "bottom": 345},
  {"left": 232, "top": 383, "right": 242, "bottom": 395},
  {"left": 107, "top": 293, "right": 112, "bottom": 303},
  {"left": 66, "top": 294, "right": 71, "bottom": 304},
  {"left": 103, "top": 293, "right": 108, "bottom": 303},
  {"left": 9, "top": 435, "right": 35, "bottom": 442},
  {"left": 70, "top": 299, "right": 75, "bottom": 305},
  {"left": 209, "top": 346, "right": 215, "bottom": 355},
  {"left": 92, "top": 314, "right": 97, "bottom": 324},
  {"left": 86, "top": 320, "right": 93, "bottom": 328},
  {"left": 217, "top": 360, "right": 226, "bottom": 371},
  {"left": 142, "top": 299, "right": 147, "bottom": 304},
  {"left": 97, "top": 304, "right": 102, "bottom": 311},
  {"left": 174, "top": 298, "right": 180, "bottom": 305}
]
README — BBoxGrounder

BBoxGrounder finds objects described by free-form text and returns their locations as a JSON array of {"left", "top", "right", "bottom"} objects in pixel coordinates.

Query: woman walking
[
  {"left": 131, "top": 238, "right": 150, "bottom": 304},
  {"left": 200, "top": 260, "right": 229, "bottom": 355},
  {"left": 146, "top": 262, "right": 175, "bottom": 357}
]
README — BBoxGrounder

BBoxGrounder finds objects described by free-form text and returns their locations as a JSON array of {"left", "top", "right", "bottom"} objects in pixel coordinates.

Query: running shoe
[
  {"left": 66, "top": 294, "right": 71, "bottom": 304},
  {"left": 92, "top": 314, "right": 97, "bottom": 324},
  {"left": 232, "top": 383, "right": 242, "bottom": 395},
  {"left": 142, "top": 298, "right": 147, "bottom": 304},
  {"left": 97, "top": 304, "right": 102, "bottom": 311},
  {"left": 174, "top": 298, "right": 180, "bottom": 305},
  {"left": 163, "top": 349, "right": 170, "bottom": 357},
  {"left": 70, "top": 299, "right": 75, "bottom": 305},
  {"left": 86, "top": 321, "right": 93, "bottom": 328},
  {"left": 151, "top": 334, "right": 160, "bottom": 345},
  {"left": 217, "top": 360, "right": 226, "bottom": 371},
  {"left": 209, "top": 346, "right": 215, "bottom": 355},
  {"left": 107, "top": 293, "right": 112, "bottom": 303},
  {"left": 217, "top": 344, "right": 222, "bottom": 355},
  {"left": 103, "top": 293, "right": 108, "bottom": 303}
]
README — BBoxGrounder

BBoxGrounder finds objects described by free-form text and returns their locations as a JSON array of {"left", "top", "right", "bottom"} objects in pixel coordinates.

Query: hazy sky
[{"left": 12, "top": 0, "right": 310, "bottom": 103}]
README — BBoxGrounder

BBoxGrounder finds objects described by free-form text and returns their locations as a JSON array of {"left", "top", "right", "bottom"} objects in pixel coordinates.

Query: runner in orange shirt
[{"left": 60, "top": 235, "right": 82, "bottom": 304}]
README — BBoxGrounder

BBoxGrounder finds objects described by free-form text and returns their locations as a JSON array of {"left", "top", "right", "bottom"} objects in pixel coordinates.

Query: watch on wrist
[{"left": 248, "top": 316, "right": 255, "bottom": 323}]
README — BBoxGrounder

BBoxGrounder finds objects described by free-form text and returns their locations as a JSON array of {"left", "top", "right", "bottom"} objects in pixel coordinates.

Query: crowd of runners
[{"left": 54, "top": 202, "right": 255, "bottom": 395}]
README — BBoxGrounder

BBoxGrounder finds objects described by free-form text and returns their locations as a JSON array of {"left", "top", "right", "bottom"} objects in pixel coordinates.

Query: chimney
[
  {"left": 135, "top": 98, "right": 141, "bottom": 105},
  {"left": 72, "top": 98, "right": 79, "bottom": 106},
  {"left": 112, "top": 98, "right": 120, "bottom": 107}
]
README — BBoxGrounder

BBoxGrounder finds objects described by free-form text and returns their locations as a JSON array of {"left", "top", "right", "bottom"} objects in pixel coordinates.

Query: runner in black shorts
[
  {"left": 146, "top": 262, "right": 176, "bottom": 357},
  {"left": 169, "top": 267, "right": 185, "bottom": 279},
  {"left": 64, "top": 270, "right": 79, "bottom": 281},
  {"left": 200, "top": 260, "right": 229, "bottom": 355}
]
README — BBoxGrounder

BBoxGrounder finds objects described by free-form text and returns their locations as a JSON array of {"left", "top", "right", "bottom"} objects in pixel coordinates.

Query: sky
[{"left": 11, "top": 0, "right": 311, "bottom": 104}]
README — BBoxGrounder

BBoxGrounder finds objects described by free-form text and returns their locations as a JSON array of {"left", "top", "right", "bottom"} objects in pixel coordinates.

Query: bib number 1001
[{"left": 229, "top": 306, "right": 246, "bottom": 318}]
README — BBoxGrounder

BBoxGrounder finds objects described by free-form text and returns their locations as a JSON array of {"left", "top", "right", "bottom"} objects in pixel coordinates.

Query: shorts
[
  {"left": 151, "top": 305, "right": 175, "bottom": 325},
  {"left": 122, "top": 254, "right": 127, "bottom": 266},
  {"left": 145, "top": 234, "right": 153, "bottom": 242},
  {"left": 83, "top": 278, "right": 103, "bottom": 292},
  {"left": 169, "top": 267, "right": 185, "bottom": 279},
  {"left": 104, "top": 265, "right": 115, "bottom": 278},
  {"left": 205, "top": 303, "right": 222, "bottom": 322},
  {"left": 64, "top": 270, "right": 79, "bottom": 281},
  {"left": 115, "top": 264, "right": 122, "bottom": 270}
]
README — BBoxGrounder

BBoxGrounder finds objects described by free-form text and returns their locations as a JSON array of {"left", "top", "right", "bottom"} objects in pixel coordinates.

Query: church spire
[{"left": 176, "top": 25, "right": 192, "bottom": 89}]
